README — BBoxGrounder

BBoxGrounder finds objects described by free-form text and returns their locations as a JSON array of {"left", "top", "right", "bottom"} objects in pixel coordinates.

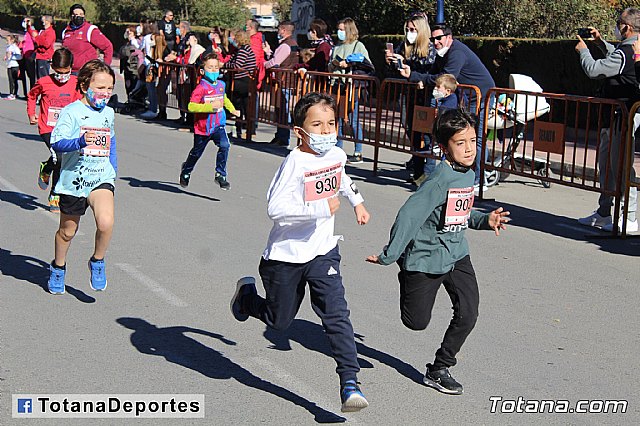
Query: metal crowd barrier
[
  {"left": 372, "top": 78, "right": 481, "bottom": 174},
  {"left": 624, "top": 102, "right": 640, "bottom": 237},
  {"left": 156, "top": 61, "right": 198, "bottom": 112},
  {"left": 481, "top": 87, "right": 629, "bottom": 235}
]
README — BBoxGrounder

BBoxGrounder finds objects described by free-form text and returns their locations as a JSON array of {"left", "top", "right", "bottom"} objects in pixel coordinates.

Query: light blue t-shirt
[{"left": 51, "top": 100, "right": 117, "bottom": 198}]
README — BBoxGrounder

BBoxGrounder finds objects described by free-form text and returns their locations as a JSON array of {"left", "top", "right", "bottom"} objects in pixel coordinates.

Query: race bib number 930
[{"left": 304, "top": 163, "right": 342, "bottom": 202}]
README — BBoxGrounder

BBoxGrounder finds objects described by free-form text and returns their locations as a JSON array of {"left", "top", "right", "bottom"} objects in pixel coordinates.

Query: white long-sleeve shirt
[{"left": 263, "top": 146, "right": 364, "bottom": 263}]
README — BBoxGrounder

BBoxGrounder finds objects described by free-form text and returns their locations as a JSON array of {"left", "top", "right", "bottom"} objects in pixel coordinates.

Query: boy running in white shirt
[{"left": 231, "top": 92, "right": 370, "bottom": 413}]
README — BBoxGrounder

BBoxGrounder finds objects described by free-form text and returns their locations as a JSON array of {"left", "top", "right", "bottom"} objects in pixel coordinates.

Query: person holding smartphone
[{"left": 385, "top": 12, "right": 438, "bottom": 184}]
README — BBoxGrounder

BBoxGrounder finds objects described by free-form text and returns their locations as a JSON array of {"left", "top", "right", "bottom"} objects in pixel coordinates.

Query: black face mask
[
  {"left": 72, "top": 16, "right": 85, "bottom": 27},
  {"left": 443, "top": 149, "right": 472, "bottom": 173}
]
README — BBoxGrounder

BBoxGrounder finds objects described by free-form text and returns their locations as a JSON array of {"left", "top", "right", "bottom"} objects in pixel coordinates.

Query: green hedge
[{"left": 1, "top": 12, "right": 606, "bottom": 97}]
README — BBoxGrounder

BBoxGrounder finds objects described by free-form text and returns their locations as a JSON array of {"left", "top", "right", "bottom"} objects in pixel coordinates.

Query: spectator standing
[
  {"left": 62, "top": 3, "right": 113, "bottom": 73},
  {"left": 296, "top": 18, "right": 332, "bottom": 72},
  {"left": 140, "top": 23, "right": 168, "bottom": 120},
  {"left": 223, "top": 30, "right": 257, "bottom": 140},
  {"left": 32, "top": 15, "right": 57, "bottom": 79},
  {"left": 157, "top": 10, "right": 177, "bottom": 53},
  {"left": 263, "top": 21, "right": 299, "bottom": 149},
  {"left": 246, "top": 19, "right": 266, "bottom": 88},
  {"left": 4, "top": 34, "right": 22, "bottom": 100},
  {"left": 401, "top": 24, "right": 495, "bottom": 192},
  {"left": 386, "top": 12, "right": 437, "bottom": 182},
  {"left": 20, "top": 16, "right": 37, "bottom": 93},
  {"left": 576, "top": 8, "right": 639, "bottom": 233},
  {"left": 328, "top": 17, "right": 371, "bottom": 164}
]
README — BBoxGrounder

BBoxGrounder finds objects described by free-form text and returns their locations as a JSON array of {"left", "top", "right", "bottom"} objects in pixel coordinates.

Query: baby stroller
[
  {"left": 119, "top": 44, "right": 147, "bottom": 114},
  {"left": 485, "top": 74, "right": 551, "bottom": 188}
]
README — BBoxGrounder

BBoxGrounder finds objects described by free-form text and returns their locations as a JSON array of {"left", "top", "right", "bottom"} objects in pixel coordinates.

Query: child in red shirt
[{"left": 27, "top": 47, "right": 82, "bottom": 212}]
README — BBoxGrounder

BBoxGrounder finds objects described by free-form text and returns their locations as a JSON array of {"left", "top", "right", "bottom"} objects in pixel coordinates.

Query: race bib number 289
[{"left": 304, "top": 163, "right": 342, "bottom": 202}]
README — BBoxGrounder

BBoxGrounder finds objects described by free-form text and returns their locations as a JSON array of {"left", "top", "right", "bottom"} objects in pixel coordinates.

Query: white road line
[
  {"left": 248, "top": 356, "right": 358, "bottom": 423},
  {"left": 115, "top": 263, "right": 188, "bottom": 307},
  {"left": 0, "top": 175, "right": 85, "bottom": 234}
]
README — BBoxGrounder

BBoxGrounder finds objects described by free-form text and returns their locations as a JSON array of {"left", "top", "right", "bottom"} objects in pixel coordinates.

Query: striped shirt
[{"left": 224, "top": 45, "right": 257, "bottom": 79}]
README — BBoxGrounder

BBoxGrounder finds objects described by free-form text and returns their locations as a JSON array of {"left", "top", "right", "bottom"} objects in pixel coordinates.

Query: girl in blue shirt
[{"left": 47, "top": 59, "right": 117, "bottom": 295}]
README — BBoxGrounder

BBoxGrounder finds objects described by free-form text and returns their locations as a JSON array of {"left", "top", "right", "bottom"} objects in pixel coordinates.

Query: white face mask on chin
[{"left": 436, "top": 46, "right": 450, "bottom": 57}]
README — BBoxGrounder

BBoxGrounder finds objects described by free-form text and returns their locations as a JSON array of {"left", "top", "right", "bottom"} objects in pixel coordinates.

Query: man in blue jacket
[{"left": 401, "top": 24, "right": 495, "bottom": 192}]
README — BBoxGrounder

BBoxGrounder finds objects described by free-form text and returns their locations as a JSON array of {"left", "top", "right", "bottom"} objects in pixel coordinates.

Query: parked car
[{"left": 255, "top": 15, "right": 279, "bottom": 29}]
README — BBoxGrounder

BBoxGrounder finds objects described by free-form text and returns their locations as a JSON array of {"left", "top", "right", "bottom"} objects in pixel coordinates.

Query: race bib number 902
[
  {"left": 80, "top": 126, "right": 111, "bottom": 157},
  {"left": 444, "top": 187, "right": 474, "bottom": 225},
  {"left": 304, "top": 163, "right": 342, "bottom": 202}
]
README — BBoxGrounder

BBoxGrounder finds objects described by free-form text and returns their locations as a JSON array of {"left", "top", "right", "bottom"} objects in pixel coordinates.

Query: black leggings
[
  {"left": 40, "top": 133, "right": 61, "bottom": 196},
  {"left": 398, "top": 255, "right": 479, "bottom": 369},
  {"left": 7, "top": 67, "right": 19, "bottom": 96}
]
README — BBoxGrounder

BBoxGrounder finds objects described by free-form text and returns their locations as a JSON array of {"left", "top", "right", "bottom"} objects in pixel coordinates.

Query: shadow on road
[
  {"left": 119, "top": 177, "right": 220, "bottom": 202},
  {"left": 0, "top": 189, "right": 48, "bottom": 211},
  {"left": 475, "top": 199, "right": 640, "bottom": 256},
  {"left": 8, "top": 131, "right": 42, "bottom": 142},
  {"left": 0, "top": 248, "right": 96, "bottom": 303},
  {"left": 263, "top": 319, "right": 424, "bottom": 385},
  {"left": 117, "top": 317, "right": 345, "bottom": 423}
]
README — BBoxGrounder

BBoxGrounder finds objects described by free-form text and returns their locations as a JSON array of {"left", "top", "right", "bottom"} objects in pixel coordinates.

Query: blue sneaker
[
  {"left": 88, "top": 258, "right": 107, "bottom": 291},
  {"left": 340, "top": 380, "right": 369, "bottom": 412},
  {"left": 230, "top": 276, "right": 257, "bottom": 321},
  {"left": 48, "top": 262, "right": 65, "bottom": 295}
]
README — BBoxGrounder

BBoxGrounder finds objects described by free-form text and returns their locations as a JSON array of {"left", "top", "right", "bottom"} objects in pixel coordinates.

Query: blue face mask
[
  {"left": 300, "top": 129, "right": 337, "bottom": 154},
  {"left": 228, "top": 37, "right": 238, "bottom": 47},
  {"left": 277, "top": 34, "right": 283, "bottom": 41},
  {"left": 337, "top": 30, "right": 346, "bottom": 41},
  {"left": 205, "top": 71, "right": 219, "bottom": 82}
]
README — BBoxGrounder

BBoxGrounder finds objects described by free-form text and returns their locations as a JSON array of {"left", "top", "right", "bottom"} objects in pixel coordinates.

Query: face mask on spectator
[
  {"left": 72, "top": 16, "right": 85, "bottom": 27},
  {"left": 208, "top": 33, "right": 213, "bottom": 41},
  {"left": 307, "top": 31, "right": 313, "bottom": 40},
  {"left": 432, "top": 89, "right": 446, "bottom": 100},
  {"left": 136, "top": 25, "right": 142, "bottom": 36},
  {"left": 615, "top": 25, "right": 624, "bottom": 40},
  {"left": 277, "top": 34, "right": 283, "bottom": 41},
  {"left": 406, "top": 31, "right": 418, "bottom": 44},
  {"left": 229, "top": 37, "right": 238, "bottom": 47},
  {"left": 205, "top": 71, "right": 219, "bottom": 82},
  {"left": 436, "top": 46, "right": 450, "bottom": 57},
  {"left": 337, "top": 30, "right": 346, "bottom": 41},
  {"left": 22, "top": 20, "right": 27, "bottom": 29}
]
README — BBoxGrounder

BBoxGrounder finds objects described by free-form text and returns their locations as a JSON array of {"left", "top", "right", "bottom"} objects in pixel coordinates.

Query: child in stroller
[{"left": 485, "top": 74, "right": 551, "bottom": 188}]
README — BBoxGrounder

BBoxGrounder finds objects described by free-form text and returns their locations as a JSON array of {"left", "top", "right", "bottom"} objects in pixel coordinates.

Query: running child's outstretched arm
[
  {"left": 338, "top": 172, "right": 369, "bottom": 225},
  {"left": 223, "top": 95, "right": 240, "bottom": 117},
  {"left": 487, "top": 207, "right": 510, "bottom": 236},
  {"left": 26, "top": 81, "right": 42, "bottom": 124}
]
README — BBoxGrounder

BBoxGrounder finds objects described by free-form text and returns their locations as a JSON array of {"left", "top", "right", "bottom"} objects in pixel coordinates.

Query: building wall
[{"left": 247, "top": 1, "right": 275, "bottom": 16}]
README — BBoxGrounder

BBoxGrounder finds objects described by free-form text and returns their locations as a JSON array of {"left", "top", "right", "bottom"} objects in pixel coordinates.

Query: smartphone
[
  {"left": 577, "top": 27, "right": 593, "bottom": 40},
  {"left": 395, "top": 58, "right": 404, "bottom": 70},
  {"left": 386, "top": 42, "right": 394, "bottom": 53}
]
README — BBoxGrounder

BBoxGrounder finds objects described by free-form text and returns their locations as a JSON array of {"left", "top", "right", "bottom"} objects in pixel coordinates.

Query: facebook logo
[{"left": 17, "top": 398, "right": 32, "bottom": 413}]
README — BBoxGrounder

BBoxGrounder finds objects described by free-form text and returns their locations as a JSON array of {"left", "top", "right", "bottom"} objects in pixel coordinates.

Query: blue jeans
[
  {"left": 182, "top": 127, "right": 230, "bottom": 177},
  {"left": 336, "top": 98, "right": 363, "bottom": 154},
  {"left": 471, "top": 93, "right": 494, "bottom": 185},
  {"left": 145, "top": 72, "right": 158, "bottom": 113},
  {"left": 275, "top": 88, "right": 291, "bottom": 143}
]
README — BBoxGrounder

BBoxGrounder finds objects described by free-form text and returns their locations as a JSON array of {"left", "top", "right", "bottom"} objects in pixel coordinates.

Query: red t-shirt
[{"left": 27, "top": 75, "right": 83, "bottom": 134}]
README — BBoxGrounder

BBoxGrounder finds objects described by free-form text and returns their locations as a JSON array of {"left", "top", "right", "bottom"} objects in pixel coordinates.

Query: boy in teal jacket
[{"left": 367, "top": 109, "right": 510, "bottom": 395}]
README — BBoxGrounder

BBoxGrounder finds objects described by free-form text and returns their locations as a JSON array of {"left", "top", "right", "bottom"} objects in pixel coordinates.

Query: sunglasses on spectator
[
  {"left": 405, "top": 27, "right": 418, "bottom": 33},
  {"left": 430, "top": 34, "right": 446, "bottom": 42}
]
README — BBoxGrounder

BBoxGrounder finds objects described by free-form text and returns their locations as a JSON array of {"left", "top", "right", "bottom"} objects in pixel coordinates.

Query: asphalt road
[{"left": 1, "top": 45, "right": 639, "bottom": 425}]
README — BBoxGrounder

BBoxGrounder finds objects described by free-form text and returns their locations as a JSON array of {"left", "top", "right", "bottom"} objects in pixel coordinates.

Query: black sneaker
[
  {"left": 179, "top": 163, "right": 190, "bottom": 188},
  {"left": 215, "top": 173, "right": 231, "bottom": 190},
  {"left": 347, "top": 153, "right": 363, "bottom": 164},
  {"left": 423, "top": 364, "right": 463, "bottom": 395},
  {"left": 230, "top": 277, "right": 257, "bottom": 321}
]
